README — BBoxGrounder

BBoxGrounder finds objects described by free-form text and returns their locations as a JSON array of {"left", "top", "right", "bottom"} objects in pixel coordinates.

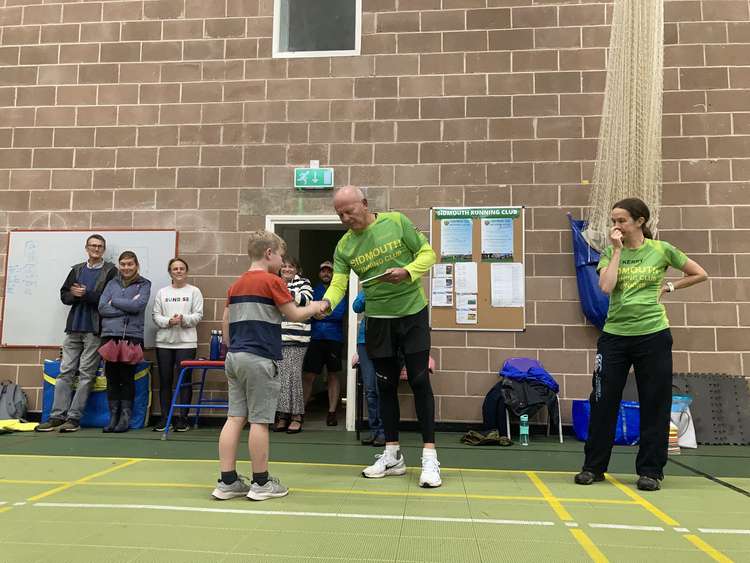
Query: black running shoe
[
  {"left": 636, "top": 475, "right": 661, "bottom": 491},
  {"left": 574, "top": 471, "right": 605, "bottom": 485}
]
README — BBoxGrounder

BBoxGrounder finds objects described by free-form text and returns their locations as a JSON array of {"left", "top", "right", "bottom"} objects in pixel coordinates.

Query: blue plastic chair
[{"left": 161, "top": 360, "right": 228, "bottom": 440}]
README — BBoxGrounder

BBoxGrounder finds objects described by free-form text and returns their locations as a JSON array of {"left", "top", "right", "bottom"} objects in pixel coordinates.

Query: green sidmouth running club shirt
[
  {"left": 597, "top": 238, "right": 688, "bottom": 336},
  {"left": 332, "top": 212, "right": 433, "bottom": 318}
]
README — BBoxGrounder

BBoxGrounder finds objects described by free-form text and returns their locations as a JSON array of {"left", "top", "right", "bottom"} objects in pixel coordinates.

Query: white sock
[
  {"left": 385, "top": 444, "right": 400, "bottom": 458},
  {"left": 422, "top": 447, "right": 437, "bottom": 459}
]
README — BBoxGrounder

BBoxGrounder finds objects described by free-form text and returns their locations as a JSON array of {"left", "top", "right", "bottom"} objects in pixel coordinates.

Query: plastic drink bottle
[{"left": 520, "top": 414, "right": 530, "bottom": 446}]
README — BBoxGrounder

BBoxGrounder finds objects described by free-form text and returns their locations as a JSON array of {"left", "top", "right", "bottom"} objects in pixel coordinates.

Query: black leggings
[
  {"left": 583, "top": 329, "right": 673, "bottom": 479},
  {"left": 156, "top": 348, "right": 196, "bottom": 420},
  {"left": 373, "top": 350, "right": 435, "bottom": 444},
  {"left": 105, "top": 361, "right": 136, "bottom": 401}
]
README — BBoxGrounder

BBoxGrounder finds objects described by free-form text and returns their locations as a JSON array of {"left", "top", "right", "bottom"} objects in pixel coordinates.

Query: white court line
[
  {"left": 23, "top": 501, "right": 750, "bottom": 538},
  {"left": 12, "top": 502, "right": 26, "bottom": 506},
  {"left": 33, "top": 502, "right": 556, "bottom": 527},
  {"left": 674, "top": 527, "right": 690, "bottom": 533},
  {"left": 698, "top": 528, "right": 750, "bottom": 535},
  {"left": 589, "top": 523, "right": 664, "bottom": 532}
]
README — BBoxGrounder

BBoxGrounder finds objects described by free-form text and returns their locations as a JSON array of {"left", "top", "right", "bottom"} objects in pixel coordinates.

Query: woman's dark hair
[
  {"left": 282, "top": 256, "right": 302, "bottom": 275},
  {"left": 118, "top": 250, "right": 139, "bottom": 266},
  {"left": 168, "top": 257, "right": 189, "bottom": 273},
  {"left": 612, "top": 197, "right": 653, "bottom": 239}
]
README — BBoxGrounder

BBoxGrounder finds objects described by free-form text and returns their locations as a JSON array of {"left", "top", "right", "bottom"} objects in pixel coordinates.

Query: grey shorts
[{"left": 225, "top": 352, "right": 280, "bottom": 423}]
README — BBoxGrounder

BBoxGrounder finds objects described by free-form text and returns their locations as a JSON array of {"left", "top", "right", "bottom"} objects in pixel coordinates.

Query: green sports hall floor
[{"left": 1, "top": 427, "right": 748, "bottom": 563}]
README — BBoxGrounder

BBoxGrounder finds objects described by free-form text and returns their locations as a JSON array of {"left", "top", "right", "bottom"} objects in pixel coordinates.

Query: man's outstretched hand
[{"left": 314, "top": 299, "right": 332, "bottom": 319}]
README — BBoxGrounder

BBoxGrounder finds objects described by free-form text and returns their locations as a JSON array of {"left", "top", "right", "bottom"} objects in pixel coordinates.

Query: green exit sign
[{"left": 294, "top": 167, "right": 334, "bottom": 190}]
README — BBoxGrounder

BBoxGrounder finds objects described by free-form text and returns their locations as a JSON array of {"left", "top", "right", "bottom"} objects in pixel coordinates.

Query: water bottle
[
  {"left": 209, "top": 330, "right": 220, "bottom": 361},
  {"left": 520, "top": 414, "right": 530, "bottom": 446},
  {"left": 217, "top": 330, "right": 226, "bottom": 360}
]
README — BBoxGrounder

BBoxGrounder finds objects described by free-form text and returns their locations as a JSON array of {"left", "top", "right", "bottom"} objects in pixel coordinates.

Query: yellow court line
[
  {"left": 604, "top": 474, "right": 679, "bottom": 527},
  {"left": 570, "top": 528, "right": 609, "bottom": 562},
  {"left": 525, "top": 472, "right": 606, "bottom": 561},
  {"left": 0, "top": 453, "right": 578, "bottom": 475},
  {"left": 1, "top": 478, "right": 639, "bottom": 506},
  {"left": 525, "top": 471, "right": 573, "bottom": 521},
  {"left": 0, "top": 479, "right": 67, "bottom": 485},
  {"left": 683, "top": 535, "right": 734, "bottom": 563},
  {"left": 27, "top": 459, "right": 142, "bottom": 502}
]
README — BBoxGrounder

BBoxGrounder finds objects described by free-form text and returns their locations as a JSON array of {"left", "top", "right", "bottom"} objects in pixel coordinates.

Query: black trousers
[
  {"left": 156, "top": 347, "right": 196, "bottom": 420},
  {"left": 373, "top": 350, "right": 435, "bottom": 444},
  {"left": 583, "top": 329, "right": 673, "bottom": 479}
]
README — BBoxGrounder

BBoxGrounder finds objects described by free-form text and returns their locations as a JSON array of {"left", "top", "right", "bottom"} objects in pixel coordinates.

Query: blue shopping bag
[
  {"left": 572, "top": 400, "right": 640, "bottom": 445},
  {"left": 42, "top": 360, "right": 151, "bottom": 429}
]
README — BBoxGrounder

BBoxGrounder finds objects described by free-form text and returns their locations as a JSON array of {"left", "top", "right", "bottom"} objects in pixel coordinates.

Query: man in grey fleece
[{"left": 35, "top": 234, "right": 117, "bottom": 433}]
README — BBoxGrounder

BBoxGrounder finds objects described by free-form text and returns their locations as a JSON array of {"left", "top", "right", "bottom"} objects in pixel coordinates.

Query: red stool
[{"left": 162, "top": 360, "right": 228, "bottom": 440}]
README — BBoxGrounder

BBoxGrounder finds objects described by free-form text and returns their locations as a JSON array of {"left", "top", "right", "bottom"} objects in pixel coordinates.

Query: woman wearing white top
[{"left": 152, "top": 258, "right": 204, "bottom": 432}]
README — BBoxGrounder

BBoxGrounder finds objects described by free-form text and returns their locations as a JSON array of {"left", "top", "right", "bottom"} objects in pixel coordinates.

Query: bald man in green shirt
[{"left": 319, "top": 186, "right": 442, "bottom": 488}]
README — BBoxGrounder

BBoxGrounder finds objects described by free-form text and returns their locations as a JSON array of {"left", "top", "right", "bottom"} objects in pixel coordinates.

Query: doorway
[{"left": 266, "top": 215, "right": 359, "bottom": 431}]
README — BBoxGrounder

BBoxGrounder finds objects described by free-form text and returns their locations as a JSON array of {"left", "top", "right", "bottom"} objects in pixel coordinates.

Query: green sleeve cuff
[{"left": 404, "top": 242, "right": 437, "bottom": 281}]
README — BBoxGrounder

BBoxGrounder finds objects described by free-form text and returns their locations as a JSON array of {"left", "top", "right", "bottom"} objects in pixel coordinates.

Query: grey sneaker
[
  {"left": 211, "top": 476, "right": 251, "bottom": 500},
  {"left": 59, "top": 420, "right": 80, "bottom": 433},
  {"left": 247, "top": 476, "right": 289, "bottom": 501},
  {"left": 35, "top": 419, "right": 65, "bottom": 432}
]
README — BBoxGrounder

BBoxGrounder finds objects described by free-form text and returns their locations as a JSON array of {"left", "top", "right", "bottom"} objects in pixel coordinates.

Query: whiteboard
[{"left": 2, "top": 230, "right": 178, "bottom": 348}]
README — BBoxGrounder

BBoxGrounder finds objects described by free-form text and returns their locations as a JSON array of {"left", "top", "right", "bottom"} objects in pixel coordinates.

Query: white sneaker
[
  {"left": 419, "top": 456, "right": 441, "bottom": 488},
  {"left": 362, "top": 450, "right": 406, "bottom": 478}
]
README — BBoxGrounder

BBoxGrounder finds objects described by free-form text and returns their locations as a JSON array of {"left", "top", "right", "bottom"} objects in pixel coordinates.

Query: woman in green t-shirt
[{"left": 575, "top": 198, "right": 707, "bottom": 491}]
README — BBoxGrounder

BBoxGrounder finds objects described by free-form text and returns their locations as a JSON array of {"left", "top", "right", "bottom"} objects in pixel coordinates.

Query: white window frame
[{"left": 272, "top": 0, "right": 362, "bottom": 59}]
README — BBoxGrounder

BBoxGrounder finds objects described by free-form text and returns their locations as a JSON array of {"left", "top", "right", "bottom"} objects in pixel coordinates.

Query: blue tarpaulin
[{"left": 568, "top": 214, "right": 609, "bottom": 330}]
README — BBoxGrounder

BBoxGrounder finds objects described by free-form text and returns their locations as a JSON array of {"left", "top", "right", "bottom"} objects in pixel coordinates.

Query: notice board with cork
[{"left": 429, "top": 207, "right": 525, "bottom": 331}]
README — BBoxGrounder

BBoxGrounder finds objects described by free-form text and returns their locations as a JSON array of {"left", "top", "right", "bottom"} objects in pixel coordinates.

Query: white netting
[{"left": 583, "top": 0, "right": 664, "bottom": 251}]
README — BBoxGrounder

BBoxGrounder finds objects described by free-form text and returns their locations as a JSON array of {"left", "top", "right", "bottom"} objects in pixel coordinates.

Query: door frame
[{"left": 266, "top": 214, "right": 359, "bottom": 431}]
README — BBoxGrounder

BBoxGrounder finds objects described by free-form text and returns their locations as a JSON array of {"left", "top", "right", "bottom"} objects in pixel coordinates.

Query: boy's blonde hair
[{"left": 247, "top": 230, "right": 286, "bottom": 261}]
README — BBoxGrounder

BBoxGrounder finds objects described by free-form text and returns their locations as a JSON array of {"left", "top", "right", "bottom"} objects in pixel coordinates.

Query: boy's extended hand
[{"left": 313, "top": 299, "right": 331, "bottom": 319}]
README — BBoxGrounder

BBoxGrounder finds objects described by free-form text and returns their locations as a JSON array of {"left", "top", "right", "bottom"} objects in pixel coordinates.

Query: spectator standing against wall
[
  {"left": 152, "top": 257, "right": 204, "bottom": 432},
  {"left": 274, "top": 256, "right": 313, "bottom": 434},
  {"left": 35, "top": 234, "right": 117, "bottom": 433},
  {"left": 302, "top": 261, "right": 347, "bottom": 426},
  {"left": 98, "top": 251, "right": 151, "bottom": 433}
]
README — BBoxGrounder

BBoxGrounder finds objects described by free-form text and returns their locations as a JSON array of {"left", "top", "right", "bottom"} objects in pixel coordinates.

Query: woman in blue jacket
[{"left": 98, "top": 251, "right": 151, "bottom": 433}]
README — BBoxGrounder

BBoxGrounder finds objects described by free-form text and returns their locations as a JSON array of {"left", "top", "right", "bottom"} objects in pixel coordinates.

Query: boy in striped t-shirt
[{"left": 212, "top": 231, "right": 323, "bottom": 502}]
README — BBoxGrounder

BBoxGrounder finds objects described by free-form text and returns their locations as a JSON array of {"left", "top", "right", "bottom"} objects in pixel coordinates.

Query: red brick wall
[{"left": 0, "top": 0, "right": 748, "bottom": 422}]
